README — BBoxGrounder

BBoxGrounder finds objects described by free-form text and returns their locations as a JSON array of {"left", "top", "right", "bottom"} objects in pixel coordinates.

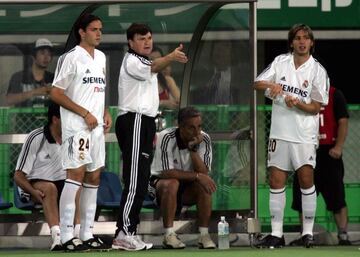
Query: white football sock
[
  {"left": 270, "top": 187, "right": 286, "bottom": 238},
  {"left": 60, "top": 179, "right": 81, "bottom": 244},
  {"left": 164, "top": 227, "right": 175, "bottom": 236},
  {"left": 301, "top": 185, "right": 316, "bottom": 236},
  {"left": 199, "top": 227, "right": 209, "bottom": 235},
  {"left": 73, "top": 224, "right": 81, "bottom": 238},
  {"left": 79, "top": 183, "right": 98, "bottom": 241},
  {"left": 50, "top": 225, "right": 61, "bottom": 243}
]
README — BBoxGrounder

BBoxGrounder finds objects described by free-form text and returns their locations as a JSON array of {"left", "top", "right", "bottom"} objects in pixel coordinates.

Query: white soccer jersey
[
  {"left": 52, "top": 46, "right": 106, "bottom": 140},
  {"left": 256, "top": 53, "right": 329, "bottom": 144},
  {"left": 117, "top": 49, "right": 159, "bottom": 117},
  {"left": 15, "top": 126, "right": 65, "bottom": 181},
  {"left": 151, "top": 127, "right": 212, "bottom": 176}
]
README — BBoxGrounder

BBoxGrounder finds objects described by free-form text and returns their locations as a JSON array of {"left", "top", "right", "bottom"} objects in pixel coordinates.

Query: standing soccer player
[
  {"left": 51, "top": 14, "right": 112, "bottom": 252},
  {"left": 254, "top": 24, "right": 329, "bottom": 248},
  {"left": 112, "top": 23, "right": 188, "bottom": 251}
]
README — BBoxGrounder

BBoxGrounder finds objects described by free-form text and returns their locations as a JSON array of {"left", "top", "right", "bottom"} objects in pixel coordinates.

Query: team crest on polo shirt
[{"left": 302, "top": 80, "right": 309, "bottom": 88}]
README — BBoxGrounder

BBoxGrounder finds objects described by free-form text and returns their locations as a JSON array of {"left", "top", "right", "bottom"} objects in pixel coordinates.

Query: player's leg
[
  {"left": 292, "top": 142, "right": 316, "bottom": 247},
  {"left": 60, "top": 131, "right": 90, "bottom": 251},
  {"left": 297, "top": 164, "right": 316, "bottom": 247},
  {"left": 319, "top": 150, "right": 350, "bottom": 245},
  {"left": 74, "top": 188, "right": 81, "bottom": 238},
  {"left": 268, "top": 167, "right": 288, "bottom": 238},
  {"left": 113, "top": 113, "right": 155, "bottom": 251},
  {"left": 183, "top": 182, "right": 216, "bottom": 249},
  {"left": 32, "top": 180, "right": 62, "bottom": 250},
  {"left": 156, "top": 179, "right": 185, "bottom": 249},
  {"left": 80, "top": 126, "right": 109, "bottom": 250},
  {"left": 157, "top": 179, "right": 180, "bottom": 229},
  {"left": 255, "top": 139, "right": 289, "bottom": 248}
]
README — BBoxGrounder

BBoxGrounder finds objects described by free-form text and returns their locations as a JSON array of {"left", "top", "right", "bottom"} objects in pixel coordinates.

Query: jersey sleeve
[
  {"left": 255, "top": 56, "right": 278, "bottom": 83},
  {"left": 198, "top": 132, "right": 212, "bottom": 171},
  {"left": 310, "top": 64, "right": 329, "bottom": 105},
  {"left": 151, "top": 132, "right": 175, "bottom": 175},
  {"left": 124, "top": 54, "right": 152, "bottom": 81},
  {"left": 15, "top": 130, "right": 43, "bottom": 175},
  {"left": 52, "top": 54, "right": 76, "bottom": 90}
]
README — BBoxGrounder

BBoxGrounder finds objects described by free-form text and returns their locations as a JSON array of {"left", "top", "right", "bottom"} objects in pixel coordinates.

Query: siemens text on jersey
[
  {"left": 82, "top": 77, "right": 105, "bottom": 85},
  {"left": 280, "top": 83, "right": 308, "bottom": 97}
]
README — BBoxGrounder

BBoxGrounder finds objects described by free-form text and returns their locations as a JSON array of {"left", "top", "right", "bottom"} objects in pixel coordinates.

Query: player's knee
[
  {"left": 158, "top": 179, "right": 179, "bottom": 196},
  {"left": 39, "top": 182, "right": 58, "bottom": 196}
]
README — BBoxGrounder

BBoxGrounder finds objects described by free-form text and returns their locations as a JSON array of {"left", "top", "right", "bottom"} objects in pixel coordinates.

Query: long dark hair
[{"left": 75, "top": 14, "right": 102, "bottom": 45}]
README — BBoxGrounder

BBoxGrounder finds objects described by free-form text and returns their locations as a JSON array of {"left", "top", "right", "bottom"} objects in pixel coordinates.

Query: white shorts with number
[
  {"left": 62, "top": 126, "right": 105, "bottom": 172},
  {"left": 267, "top": 138, "right": 316, "bottom": 171}
]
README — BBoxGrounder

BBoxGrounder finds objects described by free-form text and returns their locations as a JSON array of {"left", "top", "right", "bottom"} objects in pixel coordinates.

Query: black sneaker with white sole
[
  {"left": 289, "top": 236, "right": 303, "bottom": 246},
  {"left": 50, "top": 243, "right": 63, "bottom": 251},
  {"left": 62, "top": 238, "right": 89, "bottom": 252},
  {"left": 83, "top": 237, "right": 111, "bottom": 251},
  {"left": 301, "top": 234, "right": 314, "bottom": 248},
  {"left": 254, "top": 234, "right": 285, "bottom": 248}
]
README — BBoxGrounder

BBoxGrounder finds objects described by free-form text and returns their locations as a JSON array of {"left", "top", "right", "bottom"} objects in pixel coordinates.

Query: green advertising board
[{"left": 0, "top": 1, "right": 359, "bottom": 34}]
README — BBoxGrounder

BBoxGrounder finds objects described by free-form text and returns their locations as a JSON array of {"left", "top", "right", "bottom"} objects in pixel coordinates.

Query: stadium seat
[
  {"left": 142, "top": 193, "right": 157, "bottom": 209},
  {"left": 96, "top": 171, "right": 122, "bottom": 218},
  {"left": 0, "top": 191, "right": 12, "bottom": 210},
  {"left": 13, "top": 182, "right": 42, "bottom": 211}
]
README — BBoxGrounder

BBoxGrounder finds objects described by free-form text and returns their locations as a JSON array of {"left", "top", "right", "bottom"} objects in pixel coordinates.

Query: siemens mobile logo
[
  {"left": 280, "top": 84, "right": 308, "bottom": 97},
  {"left": 94, "top": 86, "right": 105, "bottom": 92}
]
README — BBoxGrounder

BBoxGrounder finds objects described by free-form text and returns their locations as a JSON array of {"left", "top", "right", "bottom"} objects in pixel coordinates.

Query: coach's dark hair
[
  {"left": 47, "top": 101, "right": 60, "bottom": 125},
  {"left": 75, "top": 13, "right": 102, "bottom": 44},
  {"left": 127, "top": 23, "right": 152, "bottom": 41},
  {"left": 288, "top": 23, "right": 315, "bottom": 54},
  {"left": 178, "top": 107, "right": 201, "bottom": 126}
]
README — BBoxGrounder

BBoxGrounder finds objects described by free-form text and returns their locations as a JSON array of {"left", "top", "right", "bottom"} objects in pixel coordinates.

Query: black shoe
[
  {"left": 255, "top": 235, "right": 285, "bottom": 248},
  {"left": 338, "top": 239, "right": 352, "bottom": 245},
  {"left": 83, "top": 236, "right": 111, "bottom": 251},
  {"left": 63, "top": 238, "right": 89, "bottom": 252},
  {"left": 289, "top": 237, "right": 303, "bottom": 246},
  {"left": 301, "top": 234, "right": 314, "bottom": 248},
  {"left": 50, "top": 243, "right": 63, "bottom": 251},
  {"left": 338, "top": 233, "right": 352, "bottom": 245}
]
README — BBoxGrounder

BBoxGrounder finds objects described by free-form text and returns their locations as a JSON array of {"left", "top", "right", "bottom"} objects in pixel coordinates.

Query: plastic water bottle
[{"left": 217, "top": 216, "right": 230, "bottom": 249}]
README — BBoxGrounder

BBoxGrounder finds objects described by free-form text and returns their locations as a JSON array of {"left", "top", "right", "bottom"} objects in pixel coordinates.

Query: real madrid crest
[{"left": 302, "top": 80, "right": 309, "bottom": 88}]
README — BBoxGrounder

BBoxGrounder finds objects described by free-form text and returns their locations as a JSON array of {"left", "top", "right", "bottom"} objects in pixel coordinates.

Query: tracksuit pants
[{"left": 115, "top": 112, "right": 155, "bottom": 236}]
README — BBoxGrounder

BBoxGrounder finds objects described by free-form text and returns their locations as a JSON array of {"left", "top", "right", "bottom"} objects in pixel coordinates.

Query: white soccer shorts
[
  {"left": 267, "top": 138, "right": 316, "bottom": 171},
  {"left": 62, "top": 126, "right": 105, "bottom": 172}
]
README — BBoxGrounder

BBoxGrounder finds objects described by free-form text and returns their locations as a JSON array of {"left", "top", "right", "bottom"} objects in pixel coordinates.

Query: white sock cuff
[
  {"left": 65, "top": 179, "right": 82, "bottom": 187},
  {"left": 50, "top": 225, "right": 60, "bottom": 232},
  {"left": 301, "top": 185, "right": 316, "bottom": 195},
  {"left": 270, "top": 187, "right": 286, "bottom": 194},
  {"left": 82, "top": 182, "right": 99, "bottom": 189},
  {"left": 199, "top": 227, "right": 209, "bottom": 235},
  {"left": 165, "top": 227, "right": 175, "bottom": 236}
]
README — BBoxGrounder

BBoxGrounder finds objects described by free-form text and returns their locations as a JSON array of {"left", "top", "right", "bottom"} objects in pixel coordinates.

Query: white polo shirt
[
  {"left": 52, "top": 46, "right": 106, "bottom": 140},
  {"left": 256, "top": 53, "right": 329, "bottom": 145},
  {"left": 15, "top": 126, "right": 65, "bottom": 181},
  {"left": 151, "top": 127, "right": 212, "bottom": 176},
  {"left": 117, "top": 49, "right": 159, "bottom": 117}
]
